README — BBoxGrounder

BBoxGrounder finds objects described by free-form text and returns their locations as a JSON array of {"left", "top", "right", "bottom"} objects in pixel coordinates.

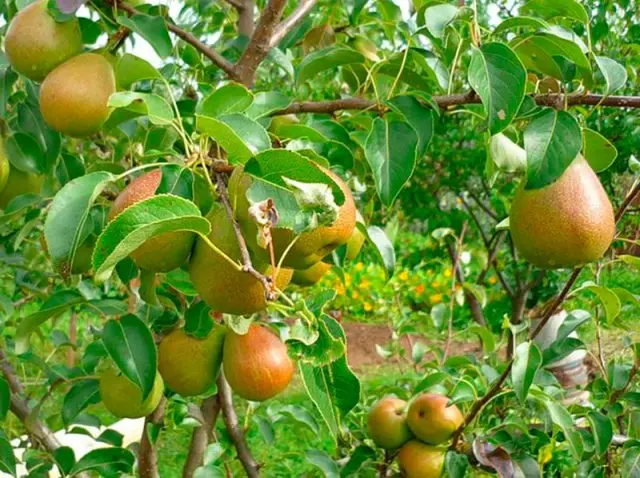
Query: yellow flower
[
  {"left": 399, "top": 270, "right": 409, "bottom": 281},
  {"left": 430, "top": 293, "right": 443, "bottom": 304},
  {"left": 488, "top": 276, "right": 498, "bottom": 285},
  {"left": 359, "top": 279, "right": 370, "bottom": 290},
  {"left": 364, "top": 302, "right": 373, "bottom": 312},
  {"left": 431, "top": 281, "right": 441, "bottom": 289},
  {"left": 352, "top": 291, "right": 360, "bottom": 299},
  {"left": 444, "top": 268, "right": 452, "bottom": 278},
  {"left": 336, "top": 284, "right": 345, "bottom": 296},
  {"left": 354, "top": 262, "right": 364, "bottom": 272},
  {"left": 344, "top": 273, "right": 352, "bottom": 286},
  {"left": 415, "top": 284, "right": 425, "bottom": 295}
]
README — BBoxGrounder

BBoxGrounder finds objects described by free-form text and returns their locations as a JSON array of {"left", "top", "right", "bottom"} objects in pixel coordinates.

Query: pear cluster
[
  {"left": 367, "top": 393, "right": 463, "bottom": 478},
  {"left": 6, "top": 1, "right": 115, "bottom": 137},
  {"left": 100, "top": 323, "right": 293, "bottom": 419}
]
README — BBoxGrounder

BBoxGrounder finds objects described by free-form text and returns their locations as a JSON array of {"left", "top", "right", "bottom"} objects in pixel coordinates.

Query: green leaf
[
  {"left": 116, "top": 53, "right": 162, "bottom": 89},
  {"left": 15, "top": 290, "right": 85, "bottom": 354},
  {"left": 620, "top": 255, "right": 640, "bottom": 270},
  {"left": 297, "top": 47, "right": 365, "bottom": 84},
  {"left": 0, "top": 432, "right": 16, "bottom": 477},
  {"left": 556, "top": 310, "right": 591, "bottom": 343},
  {"left": 139, "top": 269, "right": 159, "bottom": 306},
  {"left": 62, "top": 379, "right": 100, "bottom": 426},
  {"left": 364, "top": 225, "right": 395, "bottom": 280},
  {"left": 246, "top": 92, "right": 292, "bottom": 119},
  {"left": 469, "top": 325, "right": 495, "bottom": 354},
  {"left": 45, "top": 171, "right": 115, "bottom": 277},
  {"left": 306, "top": 450, "right": 339, "bottom": 478},
  {"left": 421, "top": 3, "right": 459, "bottom": 38},
  {"left": 445, "top": 450, "right": 470, "bottom": 478},
  {"left": 108, "top": 92, "right": 174, "bottom": 126},
  {"left": 69, "top": 447, "right": 135, "bottom": 476},
  {"left": 542, "top": 337, "right": 585, "bottom": 365},
  {"left": 278, "top": 405, "right": 321, "bottom": 434},
  {"left": 572, "top": 282, "right": 621, "bottom": 324},
  {"left": 184, "top": 301, "right": 214, "bottom": 339},
  {"left": 493, "top": 16, "right": 550, "bottom": 36},
  {"left": 197, "top": 83, "right": 254, "bottom": 117},
  {"left": 53, "top": 447, "right": 76, "bottom": 475},
  {"left": 587, "top": 411, "right": 613, "bottom": 456},
  {"left": 0, "top": 378, "right": 9, "bottom": 421},
  {"left": 524, "top": 109, "right": 582, "bottom": 189},
  {"left": 520, "top": 0, "right": 589, "bottom": 24},
  {"left": 195, "top": 115, "right": 269, "bottom": 164},
  {"left": 512, "top": 341, "right": 542, "bottom": 403},
  {"left": 543, "top": 398, "right": 583, "bottom": 459},
  {"left": 488, "top": 133, "right": 527, "bottom": 173},
  {"left": 364, "top": 117, "right": 418, "bottom": 206},
  {"left": 622, "top": 447, "right": 640, "bottom": 477},
  {"left": 92, "top": 195, "right": 209, "bottom": 281},
  {"left": 117, "top": 14, "right": 172, "bottom": 58},
  {"left": 595, "top": 56, "right": 627, "bottom": 95},
  {"left": 582, "top": 128, "right": 617, "bottom": 172},
  {"left": 55, "top": 153, "right": 85, "bottom": 186},
  {"left": 387, "top": 95, "right": 435, "bottom": 156},
  {"left": 468, "top": 43, "right": 526, "bottom": 135},
  {"left": 0, "top": 67, "right": 18, "bottom": 118},
  {"left": 340, "top": 445, "right": 376, "bottom": 477},
  {"left": 5, "top": 132, "right": 45, "bottom": 175},
  {"left": 102, "top": 315, "right": 157, "bottom": 400}
]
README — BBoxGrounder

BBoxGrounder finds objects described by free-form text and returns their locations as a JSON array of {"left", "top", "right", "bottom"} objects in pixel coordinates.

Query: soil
[{"left": 341, "top": 322, "right": 482, "bottom": 371}]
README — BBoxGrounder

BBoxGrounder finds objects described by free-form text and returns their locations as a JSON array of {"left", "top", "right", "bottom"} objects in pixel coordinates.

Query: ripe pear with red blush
[
  {"left": 407, "top": 393, "right": 464, "bottom": 445},
  {"left": 367, "top": 396, "right": 413, "bottom": 449},
  {"left": 223, "top": 324, "right": 294, "bottom": 401}
]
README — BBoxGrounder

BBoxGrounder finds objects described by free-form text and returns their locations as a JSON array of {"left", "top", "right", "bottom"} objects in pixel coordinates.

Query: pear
[
  {"left": 0, "top": 167, "right": 44, "bottom": 209},
  {"left": 510, "top": 155, "right": 615, "bottom": 269},
  {"left": 5, "top": 0, "right": 83, "bottom": 81},
  {"left": 40, "top": 53, "right": 115, "bottom": 137},
  {"left": 0, "top": 138, "right": 9, "bottom": 193}
]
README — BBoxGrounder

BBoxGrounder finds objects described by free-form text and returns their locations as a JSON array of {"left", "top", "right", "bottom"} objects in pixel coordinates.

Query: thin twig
[
  {"left": 269, "top": 0, "right": 319, "bottom": 48},
  {"left": 214, "top": 172, "right": 276, "bottom": 300},
  {"left": 235, "top": 0, "right": 288, "bottom": 86},
  {"left": 446, "top": 242, "right": 487, "bottom": 326},
  {"left": 443, "top": 222, "right": 468, "bottom": 362},
  {"left": 183, "top": 395, "right": 222, "bottom": 478},
  {"left": 223, "top": 0, "right": 244, "bottom": 9},
  {"left": 138, "top": 398, "right": 167, "bottom": 478},
  {"left": 217, "top": 374, "right": 260, "bottom": 477}
]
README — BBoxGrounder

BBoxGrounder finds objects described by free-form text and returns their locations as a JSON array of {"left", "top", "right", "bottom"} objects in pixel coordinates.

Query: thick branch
[
  {"left": 223, "top": 0, "right": 244, "bottom": 9},
  {"left": 215, "top": 173, "right": 276, "bottom": 301},
  {"left": 238, "top": 0, "right": 255, "bottom": 37},
  {"left": 113, "top": 1, "right": 238, "bottom": 80},
  {"left": 138, "top": 398, "right": 167, "bottom": 478},
  {"left": 217, "top": 375, "right": 260, "bottom": 477},
  {"left": 273, "top": 92, "right": 640, "bottom": 116},
  {"left": 183, "top": 395, "right": 221, "bottom": 478},
  {"left": 269, "top": 0, "right": 319, "bottom": 48},
  {"left": 234, "top": 0, "right": 288, "bottom": 86}
]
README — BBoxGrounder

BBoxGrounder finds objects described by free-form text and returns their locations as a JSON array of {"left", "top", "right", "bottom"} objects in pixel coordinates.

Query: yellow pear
[
  {"left": 510, "top": 155, "right": 615, "bottom": 269},
  {"left": 158, "top": 326, "right": 227, "bottom": 397},
  {"left": 398, "top": 441, "right": 446, "bottom": 478},
  {"left": 345, "top": 210, "right": 366, "bottom": 260},
  {"left": 228, "top": 165, "right": 357, "bottom": 269},
  {"left": 100, "top": 368, "right": 164, "bottom": 419},
  {"left": 0, "top": 167, "right": 44, "bottom": 209},
  {"left": 189, "top": 209, "right": 292, "bottom": 315},
  {"left": 4, "top": 0, "right": 83, "bottom": 81},
  {"left": 292, "top": 261, "right": 332, "bottom": 287},
  {"left": 40, "top": 53, "right": 115, "bottom": 137}
]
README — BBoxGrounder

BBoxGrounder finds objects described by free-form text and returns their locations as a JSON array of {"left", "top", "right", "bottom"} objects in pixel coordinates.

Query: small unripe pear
[
  {"left": 0, "top": 167, "right": 44, "bottom": 209},
  {"left": 5, "top": 0, "right": 83, "bottom": 81},
  {"left": 40, "top": 53, "right": 115, "bottom": 137},
  {"left": 100, "top": 369, "right": 164, "bottom": 419}
]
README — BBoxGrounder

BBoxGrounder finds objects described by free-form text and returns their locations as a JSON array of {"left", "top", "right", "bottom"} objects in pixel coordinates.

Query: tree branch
[
  {"left": 183, "top": 395, "right": 221, "bottom": 478},
  {"left": 234, "top": 0, "right": 288, "bottom": 86},
  {"left": 217, "top": 374, "right": 260, "bottom": 477},
  {"left": 443, "top": 222, "right": 468, "bottom": 362},
  {"left": 238, "top": 0, "right": 255, "bottom": 37},
  {"left": 223, "top": 0, "right": 244, "bottom": 9},
  {"left": 112, "top": 1, "right": 239, "bottom": 80},
  {"left": 446, "top": 241, "right": 486, "bottom": 326},
  {"left": 269, "top": 0, "right": 319, "bottom": 48},
  {"left": 138, "top": 398, "right": 167, "bottom": 478},
  {"left": 273, "top": 92, "right": 640, "bottom": 116},
  {"left": 450, "top": 181, "right": 640, "bottom": 450},
  {"left": 0, "top": 348, "right": 61, "bottom": 453},
  {"left": 215, "top": 172, "right": 277, "bottom": 301}
]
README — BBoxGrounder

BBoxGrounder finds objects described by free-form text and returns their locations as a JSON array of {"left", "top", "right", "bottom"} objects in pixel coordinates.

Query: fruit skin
[
  {"left": 367, "top": 396, "right": 414, "bottom": 449},
  {"left": 229, "top": 165, "right": 357, "bottom": 269},
  {"left": 509, "top": 155, "right": 615, "bottom": 269},
  {"left": 292, "top": 261, "right": 332, "bottom": 287},
  {"left": 100, "top": 368, "right": 164, "bottom": 419},
  {"left": 109, "top": 169, "right": 195, "bottom": 272},
  {"left": 397, "top": 441, "right": 445, "bottom": 478},
  {"left": 5, "top": 0, "right": 83, "bottom": 81},
  {"left": 189, "top": 209, "right": 293, "bottom": 315},
  {"left": 223, "top": 324, "right": 294, "bottom": 401},
  {"left": 0, "top": 167, "right": 44, "bottom": 209},
  {"left": 158, "top": 326, "right": 227, "bottom": 397},
  {"left": 40, "top": 53, "right": 115, "bottom": 137},
  {"left": 407, "top": 393, "right": 464, "bottom": 445},
  {"left": 345, "top": 210, "right": 366, "bottom": 261},
  {"left": 0, "top": 138, "right": 10, "bottom": 193}
]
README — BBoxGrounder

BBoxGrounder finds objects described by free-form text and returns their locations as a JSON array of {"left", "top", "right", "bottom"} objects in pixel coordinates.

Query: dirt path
[{"left": 341, "top": 322, "right": 482, "bottom": 370}]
